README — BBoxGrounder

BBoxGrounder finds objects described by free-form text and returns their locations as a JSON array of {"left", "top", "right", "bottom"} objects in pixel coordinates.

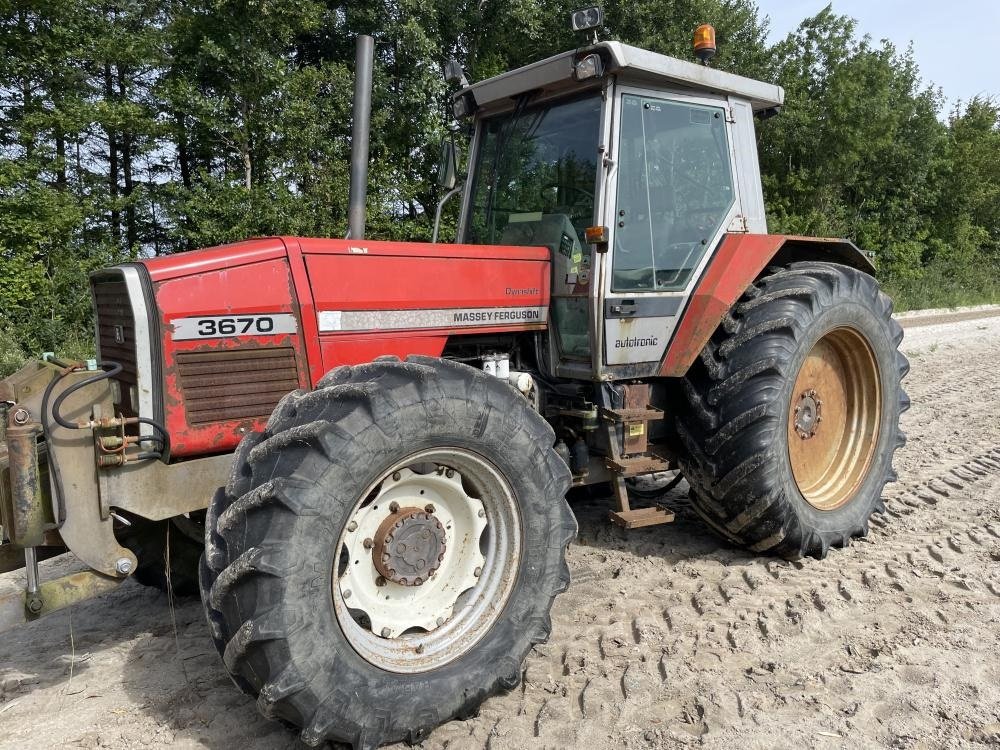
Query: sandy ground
[{"left": 2, "top": 311, "right": 1000, "bottom": 750}]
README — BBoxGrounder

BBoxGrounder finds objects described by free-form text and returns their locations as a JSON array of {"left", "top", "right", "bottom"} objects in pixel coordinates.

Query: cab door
[{"left": 600, "top": 88, "right": 740, "bottom": 373}]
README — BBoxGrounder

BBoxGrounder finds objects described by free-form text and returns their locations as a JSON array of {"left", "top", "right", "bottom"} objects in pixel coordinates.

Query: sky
[{"left": 757, "top": 0, "right": 999, "bottom": 112}]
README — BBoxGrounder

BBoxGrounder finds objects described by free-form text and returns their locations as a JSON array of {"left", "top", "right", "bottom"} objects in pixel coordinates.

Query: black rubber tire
[
  {"left": 120, "top": 519, "right": 202, "bottom": 596},
  {"left": 676, "top": 261, "right": 909, "bottom": 559},
  {"left": 200, "top": 355, "right": 575, "bottom": 749}
]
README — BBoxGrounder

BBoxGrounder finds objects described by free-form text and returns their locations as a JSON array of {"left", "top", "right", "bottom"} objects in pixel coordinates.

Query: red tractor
[{"left": 0, "top": 20, "right": 907, "bottom": 749}]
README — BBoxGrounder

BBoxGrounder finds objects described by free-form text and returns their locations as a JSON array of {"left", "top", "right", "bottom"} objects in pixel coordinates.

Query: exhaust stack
[{"left": 347, "top": 34, "right": 374, "bottom": 240}]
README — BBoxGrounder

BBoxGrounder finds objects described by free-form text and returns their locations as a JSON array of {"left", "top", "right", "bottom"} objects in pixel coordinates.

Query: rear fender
[{"left": 658, "top": 234, "right": 874, "bottom": 377}]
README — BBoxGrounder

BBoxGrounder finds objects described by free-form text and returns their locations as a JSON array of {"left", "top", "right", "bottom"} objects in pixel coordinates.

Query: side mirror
[{"left": 436, "top": 136, "right": 459, "bottom": 190}]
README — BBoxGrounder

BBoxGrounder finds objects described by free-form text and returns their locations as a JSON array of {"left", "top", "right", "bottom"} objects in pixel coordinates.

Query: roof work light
[
  {"left": 570, "top": 6, "right": 603, "bottom": 32},
  {"left": 693, "top": 24, "right": 717, "bottom": 65}
]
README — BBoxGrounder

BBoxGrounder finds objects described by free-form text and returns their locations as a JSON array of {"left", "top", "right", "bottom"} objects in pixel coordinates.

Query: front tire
[
  {"left": 201, "top": 356, "right": 574, "bottom": 748},
  {"left": 677, "top": 262, "right": 909, "bottom": 559}
]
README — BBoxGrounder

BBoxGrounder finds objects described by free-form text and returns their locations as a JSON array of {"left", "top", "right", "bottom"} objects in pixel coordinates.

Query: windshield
[{"left": 465, "top": 93, "right": 602, "bottom": 248}]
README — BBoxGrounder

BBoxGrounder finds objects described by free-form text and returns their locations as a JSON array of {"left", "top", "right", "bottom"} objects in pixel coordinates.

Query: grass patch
[{"left": 882, "top": 264, "right": 1000, "bottom": 312}]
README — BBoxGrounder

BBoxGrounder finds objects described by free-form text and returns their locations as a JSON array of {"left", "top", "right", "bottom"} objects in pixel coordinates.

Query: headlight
[{"left": 574, "top": 53, "right": 605, "bottom": 81}]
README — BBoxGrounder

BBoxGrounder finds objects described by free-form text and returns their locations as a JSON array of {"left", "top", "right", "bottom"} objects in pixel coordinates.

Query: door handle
[{"left": 610, "top": 302, "right": 637, "bottom": 315}]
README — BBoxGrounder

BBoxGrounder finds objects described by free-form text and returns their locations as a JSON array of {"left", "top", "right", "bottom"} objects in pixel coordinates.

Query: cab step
[
  {"left": 609, "top": 505, "right": 676, "bottom": 529},
  {"left": 606, "top": 454, "right": 671, "bottom": 477}
]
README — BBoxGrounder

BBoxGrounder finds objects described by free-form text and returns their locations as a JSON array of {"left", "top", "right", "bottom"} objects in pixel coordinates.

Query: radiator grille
[
  {"left": 92, "top": 275, "right": 139, "bottom": 419},
  {"left": 176, "top": 347, "right": 299, "bottom": 424}
]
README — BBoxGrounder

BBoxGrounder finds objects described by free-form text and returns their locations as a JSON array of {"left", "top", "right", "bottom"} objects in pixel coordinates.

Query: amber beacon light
[{"left": 693, "top": 24, "right": 717, "bottom": 65}]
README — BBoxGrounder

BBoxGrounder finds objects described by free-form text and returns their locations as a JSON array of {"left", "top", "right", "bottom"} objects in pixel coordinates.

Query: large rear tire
[
  {"left": 200, "top": 356, "right": 575, "bottom": 748},
  {"left": 676, "top": 262, "right": 909, "bottom": 559}
]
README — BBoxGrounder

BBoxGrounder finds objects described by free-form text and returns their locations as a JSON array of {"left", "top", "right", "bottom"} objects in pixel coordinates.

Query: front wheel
[
  {"left": 201, "top": 356, "right": 575, "bottom": 748},
  {"left": 677, "top": 262, "right": 909, "bottom": 559}
]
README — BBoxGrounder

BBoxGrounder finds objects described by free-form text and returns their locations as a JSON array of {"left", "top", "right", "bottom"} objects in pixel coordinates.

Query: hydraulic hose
[
  {"left": 48, "top": 361, "right": 170, "bottom": 453},
  {"left": 50, "top": 362, "right": 122, "bottom": 430}
]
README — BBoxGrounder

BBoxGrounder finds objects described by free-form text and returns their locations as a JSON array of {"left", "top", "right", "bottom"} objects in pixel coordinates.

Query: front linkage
[{"left": 0, "top": 357, "right": 229, "bottom": 630}]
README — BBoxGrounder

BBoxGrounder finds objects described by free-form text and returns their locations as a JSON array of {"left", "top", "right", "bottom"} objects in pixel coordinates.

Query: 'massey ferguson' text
[{"left": 454, "top": 309, "right": 542, "bottom": 323}]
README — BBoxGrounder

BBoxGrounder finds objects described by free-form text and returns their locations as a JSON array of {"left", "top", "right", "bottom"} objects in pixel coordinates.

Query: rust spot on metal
[{"left": 5, "top": 416, "right": 45, "bottom": 547}]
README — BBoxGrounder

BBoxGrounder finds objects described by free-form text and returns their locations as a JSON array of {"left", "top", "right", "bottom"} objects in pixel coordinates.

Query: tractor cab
[{"left": 449, "top": 41, "right": 784, "bottom": 381}]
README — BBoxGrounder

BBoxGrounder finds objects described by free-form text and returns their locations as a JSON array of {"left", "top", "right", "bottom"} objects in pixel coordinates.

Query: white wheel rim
[{"left": 332, "top": 448, "right": 522, "bottom": 673}]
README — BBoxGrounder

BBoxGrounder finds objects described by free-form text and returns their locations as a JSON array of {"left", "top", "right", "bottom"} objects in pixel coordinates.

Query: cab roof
[{"left": 464, "top": 41, "right": 784, "bottom": 114}]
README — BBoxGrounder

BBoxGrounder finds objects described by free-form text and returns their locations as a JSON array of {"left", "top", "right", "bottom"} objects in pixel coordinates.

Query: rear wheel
[
  {"left": 677, "top": 262, "right": 909, "bottom": 558},
  {"left": 201, "top": 356, "right": 574, "bottom": 748}
]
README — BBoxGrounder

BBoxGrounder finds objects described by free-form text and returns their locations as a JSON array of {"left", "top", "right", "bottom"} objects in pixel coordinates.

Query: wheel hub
[
  {"left": 787, "top": 327, "right": 882, "bottom": 511},
  {"left": 793, "top": 389, "right": 823, "bottom": 439},
  {"left": 336, "top": 465, "right": 489, "bottom": 640},
  {"left": 372, "top": 508, "right": 447, "bottom": 586}
]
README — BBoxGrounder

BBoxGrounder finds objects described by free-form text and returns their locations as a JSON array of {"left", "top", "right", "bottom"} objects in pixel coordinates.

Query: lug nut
[
  {"left": 26, "top": 597, "right": 43, "bottom": 614},
  {"left": 343, "top": 588, "right": 352, "bottom": 599},
  {"left": 445, "top": 469, "right": 454, "bottom": 478},
  {"left": 392, "top": 471, "right": 401, "bottom": 481},
  {"left": 346, "top": 521, "right": 358, "bottom": 532},
  {"left": 425, "top": 504, "right": 435, "bottom": 514},
  {"left": 478, "top": 508, "right": 486, "bottom": 518},
  {"left": 11, "top": 408, "right": 30, "bottom": 425},
  {"left": 474, "top": 566, "right": 482, "bottom": 577},
  {"left": 389, "top": 501, "right": 400, "bottom": 513},
  {"left": 436, "top": 617, "right": 445, "bottom": 627},
  {"left": 376, "top": 576, "right": 387, "bottom": 586},
  {"left": 381, "top": 627, "right": 391, "bottom": 638},
  {"left": 363, "top": 538, "right": 373, "bottom": 549},
  {"left": 115, "top": 558, "right": 133, "bottom": 576}
]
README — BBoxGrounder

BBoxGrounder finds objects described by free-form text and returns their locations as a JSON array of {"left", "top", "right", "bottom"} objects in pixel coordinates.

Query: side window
[{"left": 612, "top": 95, "right": 735, "bottom": 291}]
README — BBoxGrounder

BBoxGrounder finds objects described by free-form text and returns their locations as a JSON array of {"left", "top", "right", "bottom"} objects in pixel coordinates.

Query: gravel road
[{"left": 2, "top": 311, "right": 999, "bottom": 750}]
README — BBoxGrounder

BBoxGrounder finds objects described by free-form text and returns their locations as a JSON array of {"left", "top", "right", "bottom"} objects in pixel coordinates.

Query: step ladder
[{"left": 602, "top": 384, "right": 676, "bottom": 529}]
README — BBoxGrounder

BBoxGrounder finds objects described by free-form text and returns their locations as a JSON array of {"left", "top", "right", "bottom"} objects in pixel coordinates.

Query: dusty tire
[
  {"left": 200, "top": 355, "right": 574, "bottom": 748},
  {"left": 120, "top": 518, "right": 202, "bottom": 596},
  {"left": 676, "top": 262, "right": 909, "bottom": 559}
]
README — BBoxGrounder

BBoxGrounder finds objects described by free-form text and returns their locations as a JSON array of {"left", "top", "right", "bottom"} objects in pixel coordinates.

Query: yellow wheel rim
[{"left": 787, "top": 327, "right": 882, "bottom": 511}]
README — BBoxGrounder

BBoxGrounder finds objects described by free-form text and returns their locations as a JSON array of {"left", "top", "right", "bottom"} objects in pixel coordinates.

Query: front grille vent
[
  {"left": 92, "top": 275, "right": 139, "bottom": 418},
  {"left": 176, "top": 347, "right": 299, "bottom": 425}
]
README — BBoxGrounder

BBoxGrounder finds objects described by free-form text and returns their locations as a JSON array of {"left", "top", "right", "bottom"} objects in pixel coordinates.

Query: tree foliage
[{"left": 0, "top": 0, "right": 998, "bottom": 371}]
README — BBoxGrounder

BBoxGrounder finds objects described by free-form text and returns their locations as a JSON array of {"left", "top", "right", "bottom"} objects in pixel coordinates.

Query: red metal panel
[
  {"left": 153, "top": 257, "right": 310, "bottom": 457},
  {"left": 659, "top": 233, "right": 785, "bottom": 377},
  {"left": 303, "top": 241, "right": 551, "bottom": 375},
  {"left": 297, "top": 237, "right": 549, "bottom": 262},
  {"left": 138, "top": 236, "right": 551, "bottom": 456},
  {"left": 319, "top": 334, "right": 450, "bottom": 369},
  {"left": 304, "top": 250, "right": 550, "bottom": 312},
  {"left": 282, "top": 237, "right": 326, "bottom": 386},
  {"left": 142, "top": 238, "right": 288, "bottom": 282}
]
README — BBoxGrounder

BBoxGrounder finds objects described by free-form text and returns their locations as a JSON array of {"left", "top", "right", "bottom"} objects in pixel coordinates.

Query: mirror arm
[{"left": 432, "top": 184, "right": 464, "bottom": 244}]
